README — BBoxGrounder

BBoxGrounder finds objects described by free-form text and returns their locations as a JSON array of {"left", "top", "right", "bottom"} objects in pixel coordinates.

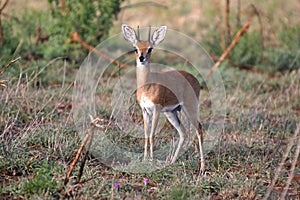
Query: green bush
[
  {"left": 0, "top": 19, "right": 21, "bottom": 66},
  {"left": 202, "top": 29, "right": 263, "bottom": 67},
  {"left": 202, "top": 23, "right": 300, "bottom": 73},
  {"left": 0, "top": 0, "right": 124, "bottom": 67},
  {"left": 230, "top": 30, "right": 263, "bottom": 66},
  {"left": 46, "top": 0, "right": 124, "bottom": 59},
  {"left": 263, "top": 48, "right": 300, "bottom": 72}
]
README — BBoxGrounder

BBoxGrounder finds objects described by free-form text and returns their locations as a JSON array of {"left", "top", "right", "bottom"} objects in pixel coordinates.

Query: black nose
[{"left": 139, "top": 55, "right": 145, "bottom": 62}]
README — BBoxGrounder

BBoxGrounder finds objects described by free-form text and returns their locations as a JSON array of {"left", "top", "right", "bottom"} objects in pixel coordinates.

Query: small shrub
[
  {"left": 263, "top": 48, "right": 300, "bottom": 72},
  {"left": 202, "top": 25, "right": 300, "bottom": 73},
  {"left": 203, "top": 29, "right": 263, "bottom": 66},
  {"left": 23, "top": 161, "right": 59, "bottom": 195}
]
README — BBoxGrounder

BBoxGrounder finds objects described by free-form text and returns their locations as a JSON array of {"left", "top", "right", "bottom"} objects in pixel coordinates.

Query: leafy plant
[
  {"left": 0, "top": 0, "right": 124, "bottom": 67},
  {"left": 202, "top": 25, "right": 300, "bottom": 73},
  {"left": 46, "top": 0, "right": 124, "bottom": 59},
  {"left": 23, "top": 161, "right": 59, "bottom": 195}
]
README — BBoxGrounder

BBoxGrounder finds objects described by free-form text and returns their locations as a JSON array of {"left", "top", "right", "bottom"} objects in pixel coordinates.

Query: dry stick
[
  {"left": 63, "top": 131, "right": 91, "bottom": 186},
  {"left": 63, "top": 117, "right": 99, "bottom": 187},
  {"left": 206, "top": 20, "right": 252, "bottom": 79},
  {"left": 76, "top": 127, "right": 94, "bottom": 184},
  {"left": 0, "top": 0, "right": 9, "bottom": 11},
  {"left": 0, "top": 57, "right": 21, "bottom": 87},
  {"left": 252, "top": 4, "right": 264, "bottom": 60},
  {"left": 0, "top": 0, "right": 10, "bottom": 45},
  {"left": 225, "top": 0, "right": 231, "bottom": 47},
  {"left": 263, "top": 124, "right": 300, "bottom": 200},
  {"left": 69, "top": 32, "right": 131, "bottom": 69},
  {"left": 0, "top": 57, "right": 21, "bottom": 75},
  {"left": 280, "top": 125, "right": 300, "bottom": 200}
]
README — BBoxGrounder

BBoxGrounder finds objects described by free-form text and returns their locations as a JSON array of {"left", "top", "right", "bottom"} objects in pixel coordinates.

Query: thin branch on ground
[
  {"left": 263, "top": 124, "right": 300, "bottom": 200},
  {"left": 280, "top": 124, "right": 300, "bottom": 199},
  {"left": 63, "top": 130, "right": 91, "bottom": 186},
  {"left": 76, "top": 126, "right": 94, "bottom": 184},
  {"left": 62, "top": 115, "right": 103, "bottom": 196}
]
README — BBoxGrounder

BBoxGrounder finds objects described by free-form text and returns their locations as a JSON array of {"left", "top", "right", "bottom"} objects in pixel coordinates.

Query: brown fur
[{"left": 136, "top": 70, "right": 200, "bottom": 107}]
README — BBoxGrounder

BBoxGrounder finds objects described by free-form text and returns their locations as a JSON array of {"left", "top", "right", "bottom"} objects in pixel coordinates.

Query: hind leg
[
  {"left": 164, "top": 111, "right": 185, "bottom": 163},
  {"left": 182, "top": 106, "right": 205, "bottom": 173},
  {"left": 196, "top": 121, "right": 205, "bottom": 173}
]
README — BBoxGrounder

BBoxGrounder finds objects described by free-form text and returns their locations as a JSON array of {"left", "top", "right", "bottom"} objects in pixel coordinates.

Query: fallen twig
[
  {"left": 63, "top": 129, "right": 91, "bottom": 186},
  {"left": 206, "top": 20, "right": 252, "bottom": 79},
  {"left": 76, "top": 126, "right": 94, "bottom": 184},
  {"left": 263, "top": 124, "right": 300, "bottom": 200},
  {"left": 62, "top": 115, "right": 104, "bottom": 197}
]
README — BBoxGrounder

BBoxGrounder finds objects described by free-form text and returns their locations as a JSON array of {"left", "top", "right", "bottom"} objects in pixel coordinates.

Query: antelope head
[{"left": 122, "top": 24, "right": 167, "bottom": 65}]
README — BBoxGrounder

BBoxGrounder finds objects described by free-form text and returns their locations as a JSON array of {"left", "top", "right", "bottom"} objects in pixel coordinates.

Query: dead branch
[
  {"left": 63, "top": 115, "right": 105, "bottom": 189},
  {"left": 263, "top": 124, "right": 300, "bottom": 200},
  {"left": 0, "top": 57, "right": 21, "bottom": 75},
  {"left": 63, "top": 125, "right": 94, "bottom": 186},
  {"left": 225, "top": 0, "right": 231, "bottom": 47},
  {"left": 243, "top": 4, "right": 264, "bottom": 51},
  {"left": 69, "top": 32, "right": 131, "bottom": 69},
  {"left": 0, "top": 0, "right": 9, "bottom": 12},
  {"left": 206, "top": 20, "right": 252, "bottom": 79},
  {"left": 0, "top": 0, "right": 10, "bottom": 45},
  {"left": 0, "top": 80, "right": 6, "bottom": 87},
  {"left": 36, "top": 26, "right": 50, "bottom": 43},
  {"left": 280, "top": 125, "right": 300, "bottom": 199},
  {"left": 76, "top": 127, "right": 94, "bottom": 184}
]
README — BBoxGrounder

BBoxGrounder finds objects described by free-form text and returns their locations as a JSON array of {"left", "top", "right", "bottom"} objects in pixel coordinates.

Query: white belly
[
  {"left": 140, "top": 94, "right": 182, "bottom": 113},
  {"left": 161, "top": 103, "right": 182, "bottom": 112}
]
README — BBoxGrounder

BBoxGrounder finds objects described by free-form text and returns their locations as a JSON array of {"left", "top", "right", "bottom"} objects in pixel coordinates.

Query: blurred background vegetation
[{"left": 1, "top": 0, "right": 299, "bottom": 74}]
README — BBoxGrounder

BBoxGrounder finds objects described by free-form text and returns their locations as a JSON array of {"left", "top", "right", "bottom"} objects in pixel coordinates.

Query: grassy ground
[
  {"left": 1, "top": 0, "right": 300, "bottom": 199},
  {"left": 1, "top": 59, "right": 299, "bottom": 199}
]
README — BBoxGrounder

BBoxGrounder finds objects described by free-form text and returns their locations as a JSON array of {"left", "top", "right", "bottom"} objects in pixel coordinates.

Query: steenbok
[{"left": 122, "top": 24, "right": 205, "bottom": 172}]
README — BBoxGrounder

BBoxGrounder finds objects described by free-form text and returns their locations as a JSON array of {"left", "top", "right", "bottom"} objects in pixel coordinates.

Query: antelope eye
[
  {"left": 147, "top": 48, "right": 153, "bottom": 54},
  {"left": 134, "top": 48, "right": 138, "bottom": 53}
]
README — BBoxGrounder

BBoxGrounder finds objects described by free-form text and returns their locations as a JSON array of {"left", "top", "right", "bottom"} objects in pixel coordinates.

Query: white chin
[{"left": 137, "top": 60, "right": 148, "bottom": 65}]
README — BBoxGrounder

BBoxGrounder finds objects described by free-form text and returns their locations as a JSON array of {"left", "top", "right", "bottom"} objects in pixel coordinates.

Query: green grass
[
  {"left": 1, "top": 0, "right": 299, "bottom": 199},
  {"left": 1, "top": 59, "right": 299, "bottom": 199}
]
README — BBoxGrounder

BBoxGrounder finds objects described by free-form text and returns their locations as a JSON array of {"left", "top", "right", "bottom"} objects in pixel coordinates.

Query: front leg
[
  {"left": 142, "top": 109, "right": 151, "bottom": 160},
  {"left": 149, "top": 105, "right": 161, "bottom": 159}
]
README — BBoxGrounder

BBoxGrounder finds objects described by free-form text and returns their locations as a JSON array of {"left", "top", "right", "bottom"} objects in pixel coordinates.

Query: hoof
[{"left": 199, "top": 162, "right": 208, "bottom": 176}]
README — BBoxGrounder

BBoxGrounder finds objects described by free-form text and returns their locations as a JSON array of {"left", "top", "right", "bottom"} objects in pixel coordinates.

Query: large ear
[
  {"left": 152, "top": 26, "right": 167, "bottom": 46},
  {"left": 122, "top": 24, "right": 137, "bottom": 44}
]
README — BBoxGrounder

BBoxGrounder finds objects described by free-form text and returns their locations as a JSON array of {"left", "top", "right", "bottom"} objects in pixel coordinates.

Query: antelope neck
[{"left": 136, "top": 61, "right": 150, "bottom": 88}]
